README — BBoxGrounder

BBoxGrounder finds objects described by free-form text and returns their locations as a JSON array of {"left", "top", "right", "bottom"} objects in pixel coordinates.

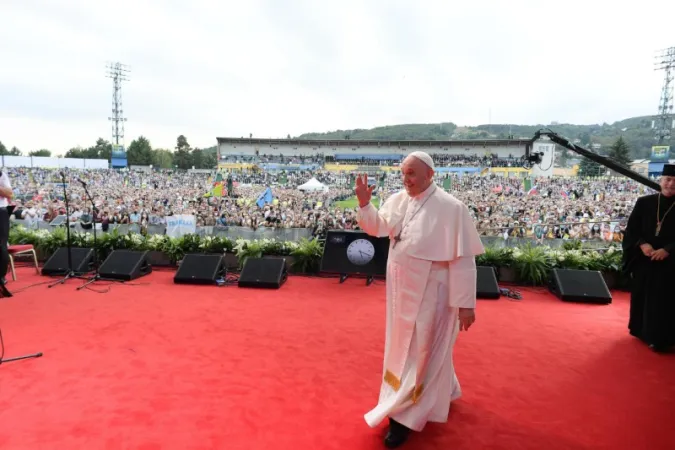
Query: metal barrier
[
  {"left": 476, "top": 219, "right": 623, "bottom": 247},
  {"left": 479, "top": 236, "right": 618, "bottom": 249},
  {"left": 12, "top": 218, "right": 622, "bottom": 248},
  {"left": 12, "top": 219, "right": 314, "bottom": 241}
]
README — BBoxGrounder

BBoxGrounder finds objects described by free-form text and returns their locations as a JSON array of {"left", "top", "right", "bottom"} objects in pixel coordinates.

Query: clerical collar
[
  {"left": 410, "top": 183, "right": 436, "bottom": 203},
  {"left": 660, "top": 193, "right": 675, "bottom": 204}
]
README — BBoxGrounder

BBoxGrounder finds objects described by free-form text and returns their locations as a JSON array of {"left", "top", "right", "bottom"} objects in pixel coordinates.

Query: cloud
[{"left": 0, "top": 0, "right": 673, "bottom": 154}]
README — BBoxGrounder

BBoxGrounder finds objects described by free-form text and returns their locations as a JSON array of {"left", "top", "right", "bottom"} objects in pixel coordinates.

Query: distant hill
[{"left": 296, "top": 115, "right": 666, "bottom": 159}]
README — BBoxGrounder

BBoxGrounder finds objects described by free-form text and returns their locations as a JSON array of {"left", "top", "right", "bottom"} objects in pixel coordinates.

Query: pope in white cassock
[{"left": 355, "top": 151, "right": 484, "bottom": 448}]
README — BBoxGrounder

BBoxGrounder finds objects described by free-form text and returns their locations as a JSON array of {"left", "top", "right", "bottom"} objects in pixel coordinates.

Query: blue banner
[
  {"left": 434, "top": 167, "right": 482, "bottom": 174},
  {"left": 334, "top": 154, "right": 402, "bottom": 161},
  {"left": 259, "top": 164, "right": 319, "bottom": 171}
]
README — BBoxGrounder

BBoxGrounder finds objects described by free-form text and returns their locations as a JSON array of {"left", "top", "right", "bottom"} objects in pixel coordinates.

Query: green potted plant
[
  {"left": 289, "top": 238, "right": 323, "bottom": 274},
  {"left": 512, "top": 244, "right": 551, "bottom": 286}
]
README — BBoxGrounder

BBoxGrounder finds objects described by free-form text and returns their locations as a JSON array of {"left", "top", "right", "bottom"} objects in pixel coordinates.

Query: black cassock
[{"left": 622, "top": 193, "right": 675, "bottom": 348}]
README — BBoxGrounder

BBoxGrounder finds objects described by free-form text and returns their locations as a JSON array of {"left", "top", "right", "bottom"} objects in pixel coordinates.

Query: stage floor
[{"left": 0, "top": 268, "right": 673, "bottom": 450}]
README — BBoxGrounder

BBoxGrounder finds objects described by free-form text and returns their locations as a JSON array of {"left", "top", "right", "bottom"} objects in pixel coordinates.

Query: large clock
[{"left": 346, "top": 238, "right": 375, "bottom": 266}]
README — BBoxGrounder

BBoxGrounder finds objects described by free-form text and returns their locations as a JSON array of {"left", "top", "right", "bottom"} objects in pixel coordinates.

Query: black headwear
[{"left": 663, "top": 164, "right": 675, "bottom": 176}]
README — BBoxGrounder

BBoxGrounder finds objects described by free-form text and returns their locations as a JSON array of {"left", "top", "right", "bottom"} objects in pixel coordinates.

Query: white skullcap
[{"left": 406, "top": 151, "right": 435, "bottom": 170}]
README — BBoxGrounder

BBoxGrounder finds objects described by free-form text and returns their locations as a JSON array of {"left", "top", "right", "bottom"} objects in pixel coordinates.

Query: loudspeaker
[
  {"left": 549, "top": 269, "right": 612, "bottom": 304},
  {"left": 238, "top": 257, "right": 287, "bottom": 289},
  {"left": 41, "top": 247, "right": 94, "bottom": 276},
  {"left": 98, "top": 250, "right": 152, "bottom": 281},
  {"left": 476, "top": 266, "right": 500, "bottom": 299},
  {"left": 174, "top": 254, "right": 225, "bottom": 285}
]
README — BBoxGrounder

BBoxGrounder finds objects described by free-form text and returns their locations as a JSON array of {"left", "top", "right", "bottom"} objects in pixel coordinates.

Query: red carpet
[{"left": 0, "top": 267, "right": 674, "bottom": 450}]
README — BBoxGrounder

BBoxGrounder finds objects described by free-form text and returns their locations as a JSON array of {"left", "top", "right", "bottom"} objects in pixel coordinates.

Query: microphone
[{"left": 76, "top": 177, "right": 87, "bottom": 186}]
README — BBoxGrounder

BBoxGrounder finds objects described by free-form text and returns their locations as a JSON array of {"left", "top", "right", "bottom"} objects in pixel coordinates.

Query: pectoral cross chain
[
  {"left": 393, "top": 233, "right": 402, "bottom": 248},
  {"left": 656, "top": 194, "right": 675, "bottom": 237},
  {"left": 392, "top": 190, "right": 434, "bottom": 249}
]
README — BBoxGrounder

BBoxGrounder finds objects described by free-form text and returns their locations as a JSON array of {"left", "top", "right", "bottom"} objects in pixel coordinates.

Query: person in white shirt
[
  {"left": 21, "top": 201, "right": 39, "bottom": 226},
  {"left": 0, "top": 169, "right": 14, "bottom": 297}
]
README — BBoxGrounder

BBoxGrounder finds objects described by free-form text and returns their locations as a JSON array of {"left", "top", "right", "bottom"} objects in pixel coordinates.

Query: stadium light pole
[
  {"left": 105, "top": 62, "right": 130, "bottom": 147},
  {"left": 654, "top": 47, "right": 675, "bottom": 144}
]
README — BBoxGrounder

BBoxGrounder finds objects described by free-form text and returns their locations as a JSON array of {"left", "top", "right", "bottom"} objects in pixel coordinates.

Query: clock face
[{"left": 346, "top": 238, "right": 375, "bottom": 266}]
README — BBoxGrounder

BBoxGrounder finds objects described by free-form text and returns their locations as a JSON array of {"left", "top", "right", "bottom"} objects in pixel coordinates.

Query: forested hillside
[{"left": 297, "top": 115, "right": 665, "bottom": 159}]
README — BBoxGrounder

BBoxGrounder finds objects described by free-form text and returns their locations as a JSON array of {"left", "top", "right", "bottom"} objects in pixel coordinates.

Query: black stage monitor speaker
[
  {"left": 549, "top": 269, "right": 612, "bottom": 304},
  {"left": 98, "top": 250, "right": 152, "bottom": 281},
  {"left": 238, "top": 257, "right": 287, "bottom": 289},
  {"left": 174, "top": 254, "right": 225, "bottom": 285},
  {"left": 320, "top": 230, "right": 389, "bottom": 276},
  {"left": 476, "top": 266, "right": 500, "bottom": 299},
  {"left": 42, "top": 247, "right": 95, "bottom": 276}
]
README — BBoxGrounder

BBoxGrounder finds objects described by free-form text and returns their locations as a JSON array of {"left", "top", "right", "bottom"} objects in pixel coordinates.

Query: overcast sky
[{"left": 1, "top": 0, "right": 674, "bottom": 154}]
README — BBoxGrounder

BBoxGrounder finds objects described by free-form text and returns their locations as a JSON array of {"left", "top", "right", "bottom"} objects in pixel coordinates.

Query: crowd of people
[
  {"left": 6, "top": 165, "right": 649, "bottom": 243},
  {"left": 323, "top": 153, "right": 521, "bottom": 167},
  {"left": 221, "top": 153, "right": 522, "bottom": 168}
]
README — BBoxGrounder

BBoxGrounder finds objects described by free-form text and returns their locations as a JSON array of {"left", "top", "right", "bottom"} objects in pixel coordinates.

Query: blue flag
[{"left": 256, "top": 187, "right": 273, "bottom": 208}]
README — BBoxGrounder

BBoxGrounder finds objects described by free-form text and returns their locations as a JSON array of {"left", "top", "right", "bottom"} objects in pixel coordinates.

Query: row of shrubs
[{"left": 9, "top": 226, "right": 624, "bottom": 286}]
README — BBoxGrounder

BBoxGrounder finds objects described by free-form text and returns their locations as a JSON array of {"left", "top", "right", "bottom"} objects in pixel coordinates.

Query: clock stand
[{"left": 339, "top": 273, "right": 375, "bottom": 286}]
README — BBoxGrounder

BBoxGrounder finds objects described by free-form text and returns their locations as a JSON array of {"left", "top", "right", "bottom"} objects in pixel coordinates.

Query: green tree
[
  {"left": 173, "top": 135, "right": 193, "bottom": 169},
  {"left": 151, "top": 149, "right": 174, "bottom": 169},
  {"left": 65, "top": 146, "right": 86, "bottom": 158},
  {"left": 90, "top": 138, "right": 113, "bottom": 160},
  {"left": 126, "top": 136, "right": 153, "bottom": 165},
  {"left": 29, "top": 149, "right": 51, "bottom": 157},
  {"left": 202, "top": 151, "right": 217, "bottom": 169},
  {"left": 62, "top": 139, "right": 112, "bottom": 160},
  {"left": 176, "top": 135, "right": 190, "bottom": 151},
  {"left": 191, "top": 148, "right": 204, "bottom": 168},
  {"left": 578, "top": 155, "right": 604, "bottom": 177},
  {"left": 607, "top": 136, "right": 632, "bottom": 167},
  {"left": 3, "top": 146, "right": 22, "bottom": 156}
]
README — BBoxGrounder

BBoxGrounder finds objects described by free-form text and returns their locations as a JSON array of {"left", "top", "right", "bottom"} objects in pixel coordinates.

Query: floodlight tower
[
  {"left": 654, "top": 47, "right": 675, "bottom": 144},
  {"left": 105, "top": 62, "right": 130, "bottom": 146}
]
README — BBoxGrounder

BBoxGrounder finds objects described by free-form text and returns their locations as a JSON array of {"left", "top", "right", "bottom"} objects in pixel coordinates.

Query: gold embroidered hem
[
  {"left": 384, "top": 370, "right": 401, "bottom": 391},
  {"left": 412, "top": 384, "right": 424, "bottom": 404}
]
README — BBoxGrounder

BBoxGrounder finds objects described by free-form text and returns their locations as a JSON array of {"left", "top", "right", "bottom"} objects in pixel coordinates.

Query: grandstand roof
[{"left": 216, "top": 137, "right": 530, "bottom": 148}]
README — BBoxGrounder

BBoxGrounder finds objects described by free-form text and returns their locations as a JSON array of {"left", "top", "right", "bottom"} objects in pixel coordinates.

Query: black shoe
[
  {"left": 649, "top": 344, "right": 672, "bottom": 353},
  {"left": 0, "top": 281, "right": 12, "bottom": 298},
  {"left": 384, "top": 419, "right": 411, "bottom": 448}
]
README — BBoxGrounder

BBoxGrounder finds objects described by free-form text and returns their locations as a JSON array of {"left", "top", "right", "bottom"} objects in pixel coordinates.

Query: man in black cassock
[{"left": 622, "top": 164, "right": 675, "bottom": 353}]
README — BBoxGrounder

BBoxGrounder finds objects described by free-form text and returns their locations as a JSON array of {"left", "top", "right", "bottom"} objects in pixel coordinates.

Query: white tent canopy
[{"left": 297, "top": 177, "right": 328, "bottom": 192}]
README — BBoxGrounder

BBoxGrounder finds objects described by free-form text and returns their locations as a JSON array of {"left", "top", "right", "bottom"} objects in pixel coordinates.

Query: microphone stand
[
  {"left": 76, "top": 179, "right": 111, "bottom": 290},
  {"left": 48, "top": 172, "right": 87, "bottom": 288},
  {"left": 0, "top": 329, "right": 43, "bottom": 365},
  {"left": 0, "top": 352, "right": 43, "bottom": 364}
]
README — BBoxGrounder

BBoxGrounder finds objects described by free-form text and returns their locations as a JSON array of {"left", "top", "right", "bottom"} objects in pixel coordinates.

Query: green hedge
[
  {"left": 9, "top": 225, "right": 623, "bottom": 285},
  {"left": 477, "top": 243, "right": 623, "bottom": 286}
]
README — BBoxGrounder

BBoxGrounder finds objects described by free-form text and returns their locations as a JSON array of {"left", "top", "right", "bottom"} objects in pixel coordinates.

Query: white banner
[{"left": 165, "top": 214, "right": 196, "bottom": 238}]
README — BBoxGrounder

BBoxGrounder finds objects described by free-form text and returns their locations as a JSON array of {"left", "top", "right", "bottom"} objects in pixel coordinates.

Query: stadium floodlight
[
  {"left": 105, "top": 62, "right": 130, "bottom": 146},
  {"left": 654, "top": 47, "right": 675, "bottom": 144}
]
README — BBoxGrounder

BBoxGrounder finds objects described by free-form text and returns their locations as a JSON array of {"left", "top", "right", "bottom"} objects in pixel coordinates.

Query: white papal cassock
[{"left": 356, "top": 183, "right": 484, "bottom": 432}]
